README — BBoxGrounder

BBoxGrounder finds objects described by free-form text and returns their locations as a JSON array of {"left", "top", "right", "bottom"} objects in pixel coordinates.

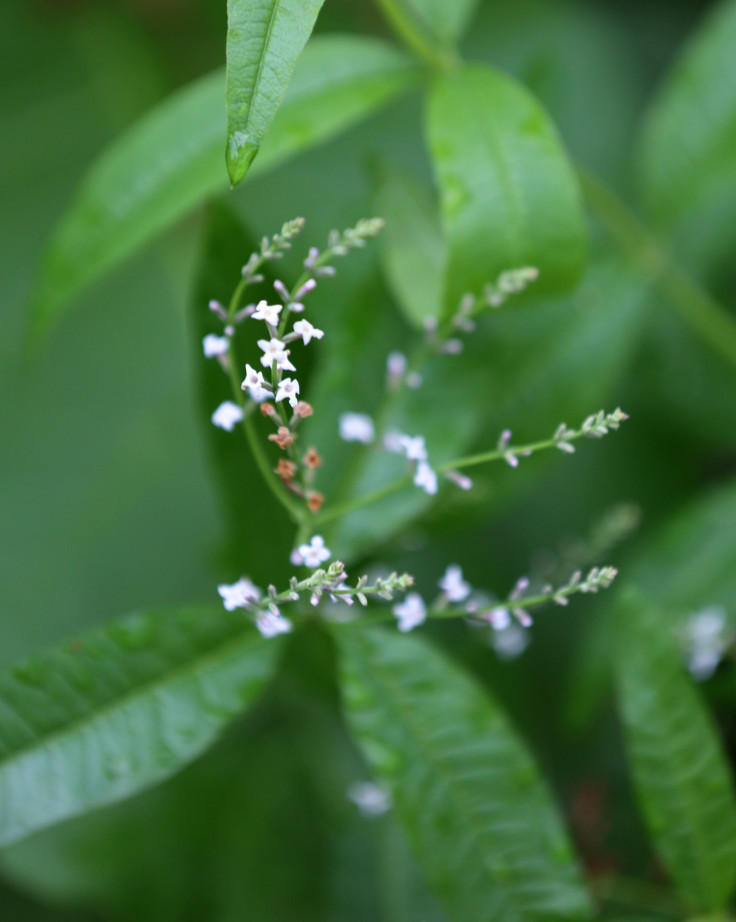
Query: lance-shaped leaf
[
  {"left": 427, "top": 63, "right": 586, "bottom": 314},
  {"left": 374, "top": 162, "right": 445, "bottom": 328},
  {"left": 337, "top": 626, "right": 592, "bottom": 922},
  {"left": 28, "top": 36, "right": 421, "bottom": 341},
  {"left": 615, "top": 589, "right": 736, "bottom": 912},
  {"left": 638, "top": 0, "right": 736, "bottom": 233},
  {"left": 0, "top": 605, "right": 280, "bottom": 847},
  {"left": 225, "top": 0, "right": 324, "bottom": 186}
]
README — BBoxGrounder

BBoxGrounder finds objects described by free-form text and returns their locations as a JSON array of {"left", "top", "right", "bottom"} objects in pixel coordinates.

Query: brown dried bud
[
  {"left": 268, "top": 426, "right": 294, "bottom": 449},
  {"left": 293, "top": 401, "right": 313, "bottom": 418},
  {"left": 260, "top": 402, "right": 278, "bottom": 419},
  {"left": 306, "top": 491, "right": 324, "bottom": 513},
  {"left": 304, "top": 447, "right": 322, "bottom": 469},
  {"left": 274, "top": 459, "right": 297, "bottom": 482}
]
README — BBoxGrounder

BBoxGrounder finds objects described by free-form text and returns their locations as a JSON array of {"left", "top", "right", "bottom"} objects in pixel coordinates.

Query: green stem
[
  {"left": 374, "top": 0, "right": 458, "bottom": 72},
  {"left": 225, "top": 329, "right": 304, "bottom": 527},
  {"left": 316, "top": 431, "right": 590, "bottom": 527},
  {"left": 579, "top": 167, "right": 736, "bottom": 373}
]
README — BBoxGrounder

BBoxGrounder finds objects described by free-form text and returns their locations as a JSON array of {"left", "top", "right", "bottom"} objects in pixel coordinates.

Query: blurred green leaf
[
  {"left": 638, "top": 0, "right": 736, "bottom": 234},
  {"left": 615, "top": 589, "right": 736, "bottom": 912},
  {"left": 29, "top": 36, "right": 421, "bottom": 341},
  {"left": 225, "top": 0, "right": 325, "bottom": 186},
  {"left": 337, "top": 625, "right": 592, "bottom": 922},
  {"left": 375, "top": 0, "right": 478, "bottom": 64},
  {"left": 566, "top": 479, "right": 736, "bottom": 733},
  {"left": 426, "top": 63, "right": 586, "bottom": 314},
  {"left": 192, "top": 201, "right": 295, "bottom": 577},
  {"left": 0, "top": 606, "right": 280, "bottom": 847},
  {"left": 320, "top": 252, "right": 644, "bottom": 561},
  {"left": 0, "top": 626, "right": 378, "bottom": 922},
  {"left": 374, "top": 162, "right": 444, "bottom": 328},
  {"left": 628, "top": 480, "right": 736, "bottom": 616}
]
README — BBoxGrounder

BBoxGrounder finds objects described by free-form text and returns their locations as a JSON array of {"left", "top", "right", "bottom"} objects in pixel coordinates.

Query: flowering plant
[{"left": 4, "top": 0, "right": 736, "bottom": 919}]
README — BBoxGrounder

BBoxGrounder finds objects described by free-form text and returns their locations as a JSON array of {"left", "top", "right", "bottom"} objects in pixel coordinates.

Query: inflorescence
[{"left": 203, "top": 216, "right": 626, "bottom": 643}]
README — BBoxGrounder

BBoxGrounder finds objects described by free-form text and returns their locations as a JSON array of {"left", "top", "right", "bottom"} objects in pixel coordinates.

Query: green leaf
[
  {"left": 337, "top": 626, "right": 592, "bottom": 922},
  {"left": 615, "top": 589, "right": 736, "bottom": 912},
  {"left": 0, "top": 605, "right": 280, "bottom": 847},
  {"left": 374, "top": 162, "right": 445, "bottom": 328},
  {"left": 426, "top": 63, "right": 586, "bottom": 314},
  {"left": 225, "top": 0, "right": 325, "bottom": 186},
  {"left": 375, "top": 0, "right": 478, "bottom": 64},
  {"left": 638, "top": 0, "right": 736, "bottom": 233},
  {"left": 29, "top": 36, "right": 421, "bottom": 341}
]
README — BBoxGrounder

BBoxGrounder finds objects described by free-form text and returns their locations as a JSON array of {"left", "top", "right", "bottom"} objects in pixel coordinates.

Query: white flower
[
  {"left": 217, "top": 577, "right": 261, "bottom": 611},
  {"left": 386, "top": 351, "right": 407, "bottom": 387},
  {"left": 492, "top": 622, "right": 529, "bottom": 660},
  {"left": 414, "top": 461, "right": 437, "bottom": 495},
  {"left": 439, "top": 565, "right": 471, "bottom": 602},
  {"left": 297, "top": 535, "right": 331, "bottom": 568},
  {"left": 683, "top": 606, "right": 731, "bottom": 681},
  {"left": 252, "top": 299, "right": 282, "bottom": 326},
  {"left": 203, "top": 334, "right": 229, "bottom": 358},
  {"left": 398, "top": 434, "right": 427, "bottom": 462},
  {"left": 258, "top": 337, "right": 295, "bottom": 370},
  {"left": 486, "top": 607, "right": 511, "bottom": 630},
  {"left": 275, "top": 377, "right": 300, "bottom": 408},
  {"left": 241, "top": 363, "right": 271, "bottom": 401},
  {"left": 255, "top": 609, "right": 293, "bottom": 638},
  {"left": 393, "top": 593, "right": 426, "bottom": 632},
  {"left": 339, "top": 412, "right": 375, "bottom": 444},
  {"left": 347, "top": 781, "right": 392, "bottom": 817},
  {"left": 293, "top": 319, "right": 324, "bottom": 345},
  {"left": 211, "top": 401, "right": 244, "bottom": 432}
]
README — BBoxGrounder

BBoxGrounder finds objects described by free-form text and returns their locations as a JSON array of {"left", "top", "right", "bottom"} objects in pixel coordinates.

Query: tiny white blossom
[
  {"left": 275, "top": 377, "right": 300, "bottom": 408},
  {"left": 486, "top": 607, "right": 511, "bottom": 630},
  {"left": 252, "top": 299, "right": 283, "bottom": 326},
  {"left": 211, "top": 401, "right": 244, "bottom": 431},
  {"left": 492, "top": 622, "right": 529, "bottom": 659},
  {"left": 293, "top": 318, "right": 324, "bottom": 345},
  {"left": 241, "top": 363, "right": 271, "bottom": 401},
  {"left": 256, "top": 609, "right": 293, "bottom": 638},
  {"left": 347, "top": 781, "right": 392, "bottom": 817},
  {"left": 414, "top": 461, "right": 438, "bottom": 495},
  {"left": 398, "top": 434, "right": 427, "bottom": 462},
  {"left": 258, "top": 337, "right": 293, "bottom": 369},
  {"left": 203, "top": 334, "right": 229, "bottom": 358},
  {"left": 217, "top": 577, "right": 261, "bottom": 611},
  {"left": 439, "top": 565, "right": 471, "bottom": 602},
  {"left": 683, "top": 606, "right": 731, "bottom": 681},
  {"left": 339, "top": 412, "right": 375, "bottom": 444},
  {"left": 393, "top": 593, "right": 426, "bottom": 632},
  {"left": 298, "top": 535, "right": 331, "bottom": 568},
  {"left": 386, "top": 351, "right": 407, "bottom": 386}
]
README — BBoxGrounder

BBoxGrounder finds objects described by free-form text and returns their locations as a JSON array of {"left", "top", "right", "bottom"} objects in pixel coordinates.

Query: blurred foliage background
[{"left": 1, "top": 0, "right": 735, "bottom": 919}]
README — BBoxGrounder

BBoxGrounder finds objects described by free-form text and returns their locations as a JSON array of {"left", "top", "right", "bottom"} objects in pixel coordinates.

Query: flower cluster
[
  {"left": 217, "top": 562, "right": 414, "bottom": 637},
  {"left": 390, "top": 563, "right": 618, "bottom": 658},
  {"left": 204, "top": 217, "right": 385, "bottom": 517}
]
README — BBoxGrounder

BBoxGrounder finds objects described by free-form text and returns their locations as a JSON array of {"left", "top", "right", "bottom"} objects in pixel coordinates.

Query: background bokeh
[{"left": 1, "top": 0, "right": 734, "bottom": 919}]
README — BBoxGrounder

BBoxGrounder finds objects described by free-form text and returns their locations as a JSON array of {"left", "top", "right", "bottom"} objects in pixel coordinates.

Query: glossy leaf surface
[
  {"left": 0, "top": 606, "right": 279, "bottom": 846},
  {"left": 616, "top": 590, "right": 736, "bottom": 911},
  {"left": 338, "top": 626, "right": 592, "bottom": 921},
  {"left": 225, "top": 0, "right": 324, "bottom": 186},
  {"left": 427, "top": 63, "right": 586, "bottom": 313}
]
